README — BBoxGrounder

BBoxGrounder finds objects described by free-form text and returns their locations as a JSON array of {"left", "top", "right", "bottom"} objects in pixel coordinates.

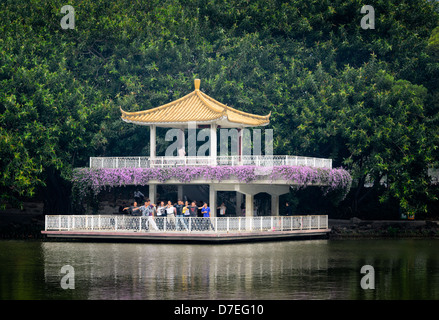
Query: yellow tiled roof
[{"left": 120, "top": 79, "right": 270, "bottom": 128}]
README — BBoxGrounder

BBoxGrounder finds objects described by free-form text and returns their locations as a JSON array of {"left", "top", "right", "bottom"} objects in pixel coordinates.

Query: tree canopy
[{"left": 1, "top": 0, "right": 438, "bottom": 217}]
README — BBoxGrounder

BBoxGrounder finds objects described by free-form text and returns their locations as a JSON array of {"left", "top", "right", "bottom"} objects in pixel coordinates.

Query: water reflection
[
  {"left": 1, "top": 239, "right": 437, "bottom": 300},
  {"left": 42, "top": 240, "right": 333, "bottom": 299}
]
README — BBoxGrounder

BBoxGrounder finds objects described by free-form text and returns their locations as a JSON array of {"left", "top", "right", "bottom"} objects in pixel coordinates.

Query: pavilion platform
[{"left": 42, "top": 215, "right": 330, "bottom": 243}]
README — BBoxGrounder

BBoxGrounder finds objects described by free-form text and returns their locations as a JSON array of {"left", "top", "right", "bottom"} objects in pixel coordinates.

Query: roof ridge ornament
[{"left": 194, "top": 78, "right": 200, "bottom": 91}]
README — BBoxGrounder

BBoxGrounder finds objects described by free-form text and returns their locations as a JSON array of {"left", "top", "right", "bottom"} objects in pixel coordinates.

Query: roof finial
[{"left": 194, "top": 78, "right": 200, "bottom": 90}]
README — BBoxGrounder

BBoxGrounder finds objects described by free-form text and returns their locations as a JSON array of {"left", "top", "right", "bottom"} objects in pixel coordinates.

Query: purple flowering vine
[{"left": 72, "top": 165, "right": 352, "bottom": 203}]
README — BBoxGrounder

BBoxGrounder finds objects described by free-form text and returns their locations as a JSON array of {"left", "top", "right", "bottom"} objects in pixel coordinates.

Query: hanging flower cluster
[{"left": 72, "top": 165, "right": 352, "bottom": 202}]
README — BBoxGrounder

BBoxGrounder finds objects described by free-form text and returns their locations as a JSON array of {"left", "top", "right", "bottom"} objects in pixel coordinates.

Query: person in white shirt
[
  {"left": 165, "top": 201, "right": 176, "bottom": 230},
  {"left": 156, "top": 201, "right": 166, "bottom": 230}
]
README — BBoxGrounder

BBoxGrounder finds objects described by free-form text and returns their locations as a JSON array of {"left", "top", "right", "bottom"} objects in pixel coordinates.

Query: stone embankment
[{"left": 329, "top": 218, "right": 439, "bottom": 238}]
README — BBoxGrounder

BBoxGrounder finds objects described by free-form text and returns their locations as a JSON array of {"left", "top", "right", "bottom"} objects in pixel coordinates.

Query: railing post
[
  {"left": 271, "top": 216, "right": 273, "bottom": 231},
  {"left": 189, "top": 217, "right": 191, "bottom": 232},
  {"left": 318, "top": 216, "right": 320, "bottom": 229},
  {"left": 164, "top": 217, "right": 167, "bottom": 232},
  {"left": 309, "top": 216, "right": 311, "bottom": 229},
  {"left": 139, "top": 217, "right": 142, "bottom": 231},
  {"left": 215, "top": 217, "right": 217, "bottom": 233},
  {"left": 227, "top": 217, "right": 229, "bottom": 232},
  {"left": 58, "top": 215, "right": 61, "bottom": 230},
  {"left": 301, "top": 216, "right": 303, "bottom": 230},
  {"left": 260, "top": 216, "right": 263, "bottom": 231}
]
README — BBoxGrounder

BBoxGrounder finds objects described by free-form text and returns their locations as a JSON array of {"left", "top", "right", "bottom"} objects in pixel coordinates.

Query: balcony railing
[
  {"left": 89, "top": 156, "right": 332, "bottom": 169},
  {"left": 45, "top": 215, "right": 328, "bottom": 233}
]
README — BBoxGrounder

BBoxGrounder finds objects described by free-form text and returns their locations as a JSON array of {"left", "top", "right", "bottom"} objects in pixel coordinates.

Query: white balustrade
[
  {"left": 89, "top": 156, "right": 332, "bottom": 169},
  {"left": 45, "top": 215, "right": 328, "bottom": 233}
]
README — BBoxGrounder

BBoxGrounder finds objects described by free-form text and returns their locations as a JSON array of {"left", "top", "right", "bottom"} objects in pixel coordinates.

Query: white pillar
[
  {"left": 245, "top": 193, "right": 254, "bottom": 217},
  {"left": 178, "top": 128, "right": 185, "bottom": 157},
  {"left": 149, "top": 184, "right": 157, "bottom": 205},
  {"left": 238, "top": 128, "right": 242, "bottom": 160},
  {"left": 209, "top": 184, "right": 217, "bottom": 217},
  {"left": 244, "top": 193, "right": 254, "bottom": 231},
  {"left": 150, "top": 125, "right": 156, "bottom": 159},
  {"left": 271, "top": 194, "right": 279, "bottom": 216},
  {"left": 210, "top": 123, "right": 217, "bottom": 165}
]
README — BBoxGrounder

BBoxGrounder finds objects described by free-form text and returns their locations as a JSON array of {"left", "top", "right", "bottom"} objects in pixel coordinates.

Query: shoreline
[{"left": 328, "top": 218, "right": 439, "bottom": 239}]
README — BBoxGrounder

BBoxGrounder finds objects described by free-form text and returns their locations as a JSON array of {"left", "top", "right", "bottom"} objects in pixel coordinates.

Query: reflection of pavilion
[
  {"left": 92, "top": 79, "right": 333, "bottom": 217},
  {"left": 40, "top": 239, "right": 439, "bottom": 299},
  {"left": 42, "top": 241, "right": 331, "bottom": 299}
]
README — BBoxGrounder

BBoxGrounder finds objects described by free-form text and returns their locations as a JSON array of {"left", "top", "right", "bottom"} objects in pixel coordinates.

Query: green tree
[{"left": 0, "top": 0, "right": 438, "bottom": 216}]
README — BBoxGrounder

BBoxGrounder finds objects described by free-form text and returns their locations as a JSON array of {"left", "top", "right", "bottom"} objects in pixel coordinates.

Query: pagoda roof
[{"left": 120, "top": 79, "right": 270, "bottom": 128}]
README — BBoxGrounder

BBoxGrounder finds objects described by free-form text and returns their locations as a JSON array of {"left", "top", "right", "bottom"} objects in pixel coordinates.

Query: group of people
[{"left": 122, "top": 199, "right": 227, "bottom": 231}]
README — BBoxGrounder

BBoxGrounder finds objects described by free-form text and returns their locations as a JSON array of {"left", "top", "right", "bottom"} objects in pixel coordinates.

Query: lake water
[{"left": 0, "top": 239, "right": 438, "bottom": 300}]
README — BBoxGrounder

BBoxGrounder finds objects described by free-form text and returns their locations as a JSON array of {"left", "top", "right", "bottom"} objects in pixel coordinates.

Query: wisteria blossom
[{"left": 72, "top": 165, "right": 352, "bottom": 202}]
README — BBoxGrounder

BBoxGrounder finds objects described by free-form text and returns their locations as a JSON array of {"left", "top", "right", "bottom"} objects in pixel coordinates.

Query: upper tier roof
[{"left": 120, "top": 79, "right": 271, "bottom": 128}]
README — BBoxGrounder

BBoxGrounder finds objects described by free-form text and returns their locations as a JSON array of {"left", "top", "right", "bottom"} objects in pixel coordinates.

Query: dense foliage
[{"left": 1, "top": 0, "right": 438, "bottom": 217}]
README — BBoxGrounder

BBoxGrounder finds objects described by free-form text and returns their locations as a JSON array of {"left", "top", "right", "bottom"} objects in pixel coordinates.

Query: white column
[
  {"left": 178, "top": 128, "right": 185, "bottom": 157},
  {"left": 271, "top": 194, "right": 279, "bottom": 216},
  {"left": 238, "top": 128, "right": 242, "bottom": 158},
  {"left": 150, "top": 125, "right": 156, "bottom": 159},
  {"left": 245, "top": 193, "right": 254, "bottom": 217},
  {"left": 209, "top": 184, "right": 217, "bottom": 217},
  {"left": 149, "top": 184, "right": 157, "bottom": 205},
  {"left": 244, "top": 193, "right": 254, "bottom": 231},
  {"left": 210, "top": 123, "right": 217, "bottom": 165}
]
